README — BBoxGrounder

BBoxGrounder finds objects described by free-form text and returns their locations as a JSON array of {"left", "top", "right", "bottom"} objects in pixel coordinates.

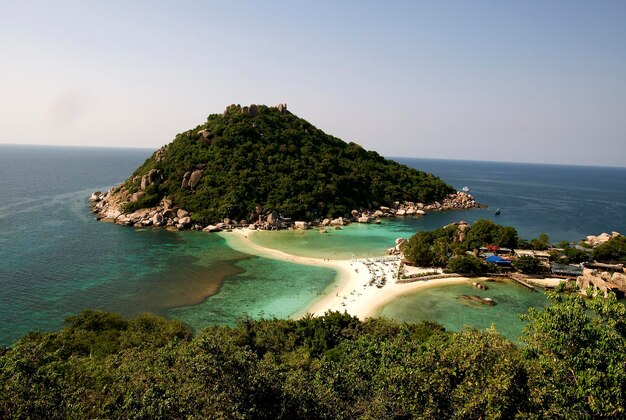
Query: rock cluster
[
  {"left": 349, "top": 192, "right": 482, "bottom": 224},
  {"left": 422, "top": 192, "right": 482, "bottom": 211},
  {"left": 90, "top": 189, "right": 484, "bottom": 235},
  {"left": 277, "top": 103, "right": 288, "bottom": 114},
  {"left": 577, "top": 267, "right": 626, "bottom": 296},
  {"left": 585, "top": 231, "right": 621, "bottom": 246},
  {"left": 181, "top": 166, "right": 205, "bottom": 190}
]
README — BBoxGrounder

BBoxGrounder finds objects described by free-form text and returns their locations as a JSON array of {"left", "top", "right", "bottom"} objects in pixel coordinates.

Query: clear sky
[{"left": 1, "top": 1, "right": 625, "bottom": 166}]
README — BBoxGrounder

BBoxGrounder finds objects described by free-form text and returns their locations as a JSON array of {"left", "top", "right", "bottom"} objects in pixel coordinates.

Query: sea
[{"left": 1, "top": 144, "right": 626, "bottom": 346}]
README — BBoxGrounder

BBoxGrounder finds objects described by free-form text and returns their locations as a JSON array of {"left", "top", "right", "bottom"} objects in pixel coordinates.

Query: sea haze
[{"left": 1, "top": 144, "right": 625, "bottom": 346}]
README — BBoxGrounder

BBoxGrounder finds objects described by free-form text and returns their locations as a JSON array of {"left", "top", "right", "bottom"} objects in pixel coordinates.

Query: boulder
[
  {"left": 163, "top": 209, "right": 176, "bottom": 219},
  {"left": 321, "top": 218, "right": 331, "bottom": 226},
  {"left": 249, "top": 104, "right": 258, "bottom": 117},
  {"left": 416, "top": 210, "right": 426, "bottom": 215},
  {"left": 294, "top": 221, "right": 309, "bottom": 229},
  {"left": 357, "top": 216, "right": 371, "bottom": 223},
  {"left": 372, "top": 210, "right": 384, "bottom": 218},
  {"left": 130, "top": 191, "right": 146, "bottom": 202},
  {"left": 406, "top": 208, "right": 416, "bottom": 215},
  {"left": 177, "top": 209, "right": 189, "bottom": 218},
  {"left": 160, "top": 198, "right": 172, "bottom": 210},
  {"left": 178, "top": 216, "right": 191, "bottom": 226},
  {"left": 202, "top": 225, "right": 222, "bottom": 233},
  {"left": 351, "top": 209, "right": 359, "bottom": 217},
  {"left": 140, "top": 175, "right": 150, "bottom": 190},
  {"left": 267, "top": 211, "right": 280, "bottom": 226},
  {"left": 89, "top": 192, "right": 102, "bottom": 202},
  {"left": 330, "top": 217, "right": 345, "bottom": 226},
  {"left": 152, "top": 213, "right": 164, "bottom": 225},
  {"left": 395, "top": 238, "right": 405, "bottom": 245},
  {"left": 223, "top": 218, "right": 231, "bottom": 225},
  {"left": 248, "top": 223, "right": 257, "bottom": 230},
  {"left": 188, "top": 170, "right": 203, "bottom": 189},
  {"left": 181, "top": 171, "right": 191, "bottom": 189},
  {"left": 396, "top": 209, "right": 406, "bottom": 216}
]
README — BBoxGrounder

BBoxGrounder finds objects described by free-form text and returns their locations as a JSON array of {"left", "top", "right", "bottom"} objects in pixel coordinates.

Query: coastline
[{"left": 220, "top": 229, "right": 474, "bottom": 320}]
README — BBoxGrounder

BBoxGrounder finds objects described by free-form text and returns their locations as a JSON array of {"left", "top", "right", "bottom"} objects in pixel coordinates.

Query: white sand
[{"left": 220, "top": 229, "right": 473, "bottom": 320}]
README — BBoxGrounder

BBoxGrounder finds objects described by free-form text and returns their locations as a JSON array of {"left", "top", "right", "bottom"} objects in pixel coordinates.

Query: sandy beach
[{"left": 221, "top": 229, "right": 474, "bottom": 320}]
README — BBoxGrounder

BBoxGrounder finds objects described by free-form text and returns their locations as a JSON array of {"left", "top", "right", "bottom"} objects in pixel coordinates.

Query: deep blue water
[{"left": 1, "top": 144, "right": 625, "bottom": 346}]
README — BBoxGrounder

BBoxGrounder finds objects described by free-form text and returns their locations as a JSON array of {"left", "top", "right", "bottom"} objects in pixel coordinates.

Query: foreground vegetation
[
  {"left": 1, "top": 292, "right": 625, "bottom": 418},
  {"left": 123, "top": 104, "right": 454, "bottom": 222}
]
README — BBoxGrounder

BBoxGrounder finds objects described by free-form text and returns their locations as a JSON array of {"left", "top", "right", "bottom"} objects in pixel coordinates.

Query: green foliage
[
  {"left": 402, "top": 220, "right": 518, "bottom": 269},
  {"left": 445, "top": 254, "right": 485, "bottom": 275},
  {"left": 592, "top": 235, "right": 626, "bottom": 263},
  {"left": 463, "top": 219, "right": 519, "bottom": 251},
  {"left": 521, "top": 292, "right": 626, "bottom": 417},
  {"left": 529, "top": 233, "right": 551, "bottom": 250},
  {"left": 122, "top": 105, "right": 454, "bottom": 223},
  {"left": 2, "top": 302, "right": 626, "bottom": 418},
  {"left": 513, "top": 255, "right": 543, "bottom": 274}
]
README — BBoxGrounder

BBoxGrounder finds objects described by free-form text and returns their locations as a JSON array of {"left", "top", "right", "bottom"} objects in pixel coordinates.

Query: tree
[
  {"left": 401, "top": 231, "right": 435, "bottom": 266},
  {"left": 592, "top": 235, "right": 626, "bottom": 263},
  {"left": 513, "top": 255, "right": 543, "bottom": 274},
  {"left": 445, "top": 254, "right": 484, "bottom": 275},
  {"left": 464, "top": 219, "right": 519, "bottom": 251},
  {"left": 529, "top": 233, "right": 550, "bottom": 250},
  {"left": 520, "top": 292, "right": 626, "bottom": 417}
]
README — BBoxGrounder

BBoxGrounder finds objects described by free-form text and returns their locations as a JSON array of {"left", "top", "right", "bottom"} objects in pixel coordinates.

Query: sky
[{"left": 1, "top": 1, "right": 625, "bottom": 166}]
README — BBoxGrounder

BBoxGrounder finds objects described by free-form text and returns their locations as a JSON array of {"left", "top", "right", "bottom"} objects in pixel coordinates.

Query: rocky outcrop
[
  {"left": 188, "top": 169, "right": 203, "bottom": 189},
  {"left": 277, "top": 103, "right": 288, "bottom": 114},
  {"left": 140, "top": 169, "right": 163, "bottom": 190},
  {"left": 577, "top": 267, "right": 626, "bottom": 296},
  {"left": 585, "top": 231, "right": 621, "bottom": 246}
]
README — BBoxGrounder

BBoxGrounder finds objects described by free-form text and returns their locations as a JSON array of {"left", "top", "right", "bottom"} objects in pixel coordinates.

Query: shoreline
[{"left": 220, "top": 229, "right": 474, "bottom": 320}]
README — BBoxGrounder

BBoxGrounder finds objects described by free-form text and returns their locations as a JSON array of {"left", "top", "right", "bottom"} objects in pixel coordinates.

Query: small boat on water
[
  {"left": 462, "top": 186, "right": 469, "bottom": 192},
  {"left": 494, "top": 208, "right": 501, "bottom": 215}
]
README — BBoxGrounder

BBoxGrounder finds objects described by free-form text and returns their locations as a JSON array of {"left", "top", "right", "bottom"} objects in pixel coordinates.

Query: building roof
[
  {"left": 550, "top": 262, "right": 583, "bottom": 276},
  {"left": 485, "top": 255, "right": 511, "bottom": 265}
]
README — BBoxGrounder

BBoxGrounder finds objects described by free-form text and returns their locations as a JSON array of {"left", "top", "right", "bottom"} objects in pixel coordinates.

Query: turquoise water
[
  {"left": 377, "top": 280, "right": 550, "bottom": 342},
  {"left": 1, "top": 144, "right": 625, "bottom": 346}
]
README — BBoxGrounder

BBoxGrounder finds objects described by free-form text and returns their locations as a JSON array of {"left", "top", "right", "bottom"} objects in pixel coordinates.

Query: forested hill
[{"left": 116, "top": 104, "right": 454, "bottom": 223}]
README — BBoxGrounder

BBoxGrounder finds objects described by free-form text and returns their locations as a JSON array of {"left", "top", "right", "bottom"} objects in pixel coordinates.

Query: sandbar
[{"left": 220, "top": 229, "right": 473, "bottom": 320}]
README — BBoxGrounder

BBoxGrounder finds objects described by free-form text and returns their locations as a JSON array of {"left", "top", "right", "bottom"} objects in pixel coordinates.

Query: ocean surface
[{"left": 1, "top": 144, "right": 625, "bottom": 346}]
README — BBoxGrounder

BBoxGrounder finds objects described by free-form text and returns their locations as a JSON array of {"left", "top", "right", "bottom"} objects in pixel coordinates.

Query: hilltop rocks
[{"left": 277, "top": 103, "right": 288, "bottom": 114}]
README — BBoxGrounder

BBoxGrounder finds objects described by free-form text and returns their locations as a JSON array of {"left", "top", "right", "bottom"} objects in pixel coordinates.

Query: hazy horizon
[{"left": 1, "top": 1, "right": 625, "bottom": 167}]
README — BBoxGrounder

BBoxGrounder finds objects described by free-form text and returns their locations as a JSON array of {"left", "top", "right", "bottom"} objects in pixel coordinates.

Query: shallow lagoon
[{"left": 377, "top": 280, "right": 550, "bottom": 342}]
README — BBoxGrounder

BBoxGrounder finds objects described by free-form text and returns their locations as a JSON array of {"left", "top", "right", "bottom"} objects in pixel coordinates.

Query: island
[{"left": 89, "top": 103, "right": 482, "bottom": 230}]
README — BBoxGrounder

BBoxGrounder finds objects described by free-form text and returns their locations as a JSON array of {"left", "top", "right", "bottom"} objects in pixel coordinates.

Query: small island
[{"left": 90, "top": 103, "right": 482, "bottom": 230}]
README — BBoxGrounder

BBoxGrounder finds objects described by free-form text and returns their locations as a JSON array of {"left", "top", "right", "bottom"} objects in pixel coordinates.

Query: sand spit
[{"left": 220, "top": 229, "right": 473, "bottom": 320}]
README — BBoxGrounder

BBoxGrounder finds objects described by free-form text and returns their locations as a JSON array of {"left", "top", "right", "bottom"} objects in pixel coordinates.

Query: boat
[
  {"left": 462, "top": 186, "right": 469, "bottom": 192},
  {"left": 494, "top": 208, "right": 501, "bottom": 215}
]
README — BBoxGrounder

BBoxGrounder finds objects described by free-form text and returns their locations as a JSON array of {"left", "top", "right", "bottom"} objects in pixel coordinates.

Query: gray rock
[
  {"left": 188, "top": 170, "right": 203, "bottom": 189},
  {"left": 181, "top": 171, "right": 191, "bottom": 189}
]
